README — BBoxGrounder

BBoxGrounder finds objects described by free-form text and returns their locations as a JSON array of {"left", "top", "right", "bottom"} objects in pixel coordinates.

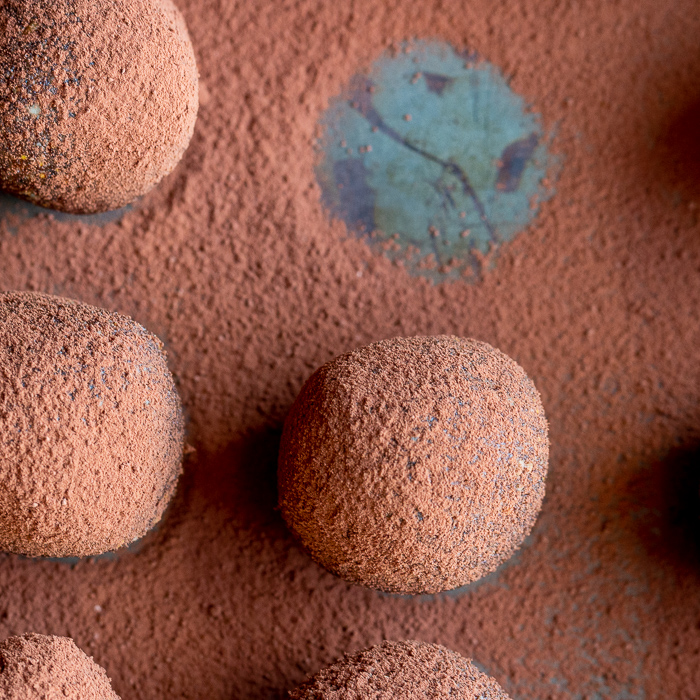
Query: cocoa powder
[{"left": 0, "top": 0, "right": 699, "bottom": 698}]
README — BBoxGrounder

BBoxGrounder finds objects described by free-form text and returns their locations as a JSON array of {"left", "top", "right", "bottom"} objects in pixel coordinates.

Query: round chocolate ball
[
  {"left": 0, "top": 634, "right": 120, "bottom": 700},
  {"left": 0, "top": 0, "right": 199, "bottom": 214},
  {"left": 289, "top": 640, "right": 512, "bottom": 699},
  {"left": 0, "top": 291, "right": 184, "bottom": 558},
  {"left": 278, "top": 336, "right": 549, "bottom": 594}
]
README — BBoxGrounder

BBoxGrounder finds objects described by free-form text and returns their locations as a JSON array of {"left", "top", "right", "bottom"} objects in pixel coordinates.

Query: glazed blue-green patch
[{"left": 316, "top": 40, "right": 556, "bottom": 282}]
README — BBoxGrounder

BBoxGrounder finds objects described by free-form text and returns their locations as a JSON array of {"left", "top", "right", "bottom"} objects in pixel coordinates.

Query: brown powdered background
[
  {"left": 0, "top": 633, "right": 120, "bottom": 700},
  {"left": 0, "top": 0, "right": 198, "bottom": 214},
  {"left": 278, "top": 336, "right": 548, "bottom": 595},
  {"left": 288, "top": 640, "right": 511, "bottom": 699},
  {"left": 0, "top": 0, "right": 699, "bottom": 698}
]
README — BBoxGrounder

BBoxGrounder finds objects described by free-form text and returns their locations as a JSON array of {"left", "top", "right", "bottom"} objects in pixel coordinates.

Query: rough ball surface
[
  {"left": 0, "top": 634, "right": 120, "bottom": 700},
  {"left": 289, "top": 640, "right": 512, "bottom": 699},
  {"left": 0, "top": 291, "right": 184, "bottom": 558},
  {"left": 0, "top": 0, "right": 199, "bottom": 214},
  {"left": 278, "top": 335, "right": 549, "bottom": 594}
]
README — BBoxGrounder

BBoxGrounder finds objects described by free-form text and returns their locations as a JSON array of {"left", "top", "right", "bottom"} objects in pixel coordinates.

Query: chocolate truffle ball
[
  {"left": 0, "top": 291, "right": 184, "bottom": 558},
  {"left": 0, "top": 0, "right": 199, "bottom": 214},
  {"left": 289, "top": 640, "right": 512, "bottom": 700},
  {"left": 278, "top": 336, "right": 549, "bottom": 595},
  {"left": 0, "top": 634, "right": 121, "bottom": 700}
]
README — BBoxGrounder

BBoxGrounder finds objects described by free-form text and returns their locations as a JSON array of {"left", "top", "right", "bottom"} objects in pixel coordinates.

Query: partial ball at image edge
[
  {"left": 289, "top": 640, "right": 512, "bottom": 699},
  {"left": 0, "top": 291, "right": 185, "bottom": 558},
  {"left": 0, "top": 633, "right": 121, "bottom": 700},
  {"left": 0, "top": 0, "right": 199, "bottom": 214}
]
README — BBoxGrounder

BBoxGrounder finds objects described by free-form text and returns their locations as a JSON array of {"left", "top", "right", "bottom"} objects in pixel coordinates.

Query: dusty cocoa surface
[
  {"left": 0, "top": 291, "right": 184, "bottom": 558},
  {"left": 0, "top": 633, "right": 120, "bottom": 700},
  {"left": 278, "top": 336, "right": 548, "bottom": 594},
  {"left": 0, "top": 0, "right": 198, "bottom": 214},
  {"left": 289, "top": 640, "right": 511, "bottom": 699},
  {"left": 0, "top": 0, "right": 699, "bottom": 698}
]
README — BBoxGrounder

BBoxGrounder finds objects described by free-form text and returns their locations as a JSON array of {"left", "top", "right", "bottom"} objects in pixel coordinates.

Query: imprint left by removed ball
[
  {"left": 0, "top": 292, "right": 184, "bottom": 558},
  {"left": 0, "top": 0, "right": 199, "bottom": 214}
]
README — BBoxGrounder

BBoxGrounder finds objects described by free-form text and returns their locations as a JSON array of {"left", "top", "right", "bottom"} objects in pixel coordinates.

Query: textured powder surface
[
  {"left": 0, "top": 292, "right": 184, "bottom": 558},
  {"left": 289, "top": 640, "right": 511, "bottom": 699},
  {"left": 0, "top": 0, "right": 699, "bottom": 698},
  {"left": 0, "top": 633, "right": 120, "bottom": 700},
  {"left": 278, "top": 336, "right": 548, "bottom": 594},
  {"left": 0, "top": 0, "right": 199, "bottom": 214}
]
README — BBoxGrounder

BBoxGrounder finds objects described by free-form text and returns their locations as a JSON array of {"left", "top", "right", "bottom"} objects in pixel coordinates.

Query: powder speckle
[
  {"left": 0, "top": 0, "right": 199, "bottom": 214},
  {"left": 0, "top": 292, "right": 184, "bottom": 558},
  {"left": 278, "top": 336, "right": 549, "bottom": 594}
]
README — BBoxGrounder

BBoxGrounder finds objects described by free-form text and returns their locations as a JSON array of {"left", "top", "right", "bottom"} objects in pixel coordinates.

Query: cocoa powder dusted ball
[
  {"left": 0, "top": 292, "right": 184, "bottom": 558},
  {"left": 278, "top": 336, "right": 549, "bottom": 595},
  {"left": 0, "top": 0, "right": 199, "bottom": 214},
  {"left": 289, "top": 640, "right": 512, "bottom": 699},
  {"left": 0, "top": 634, "right": 121, "bottom": 700}
]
